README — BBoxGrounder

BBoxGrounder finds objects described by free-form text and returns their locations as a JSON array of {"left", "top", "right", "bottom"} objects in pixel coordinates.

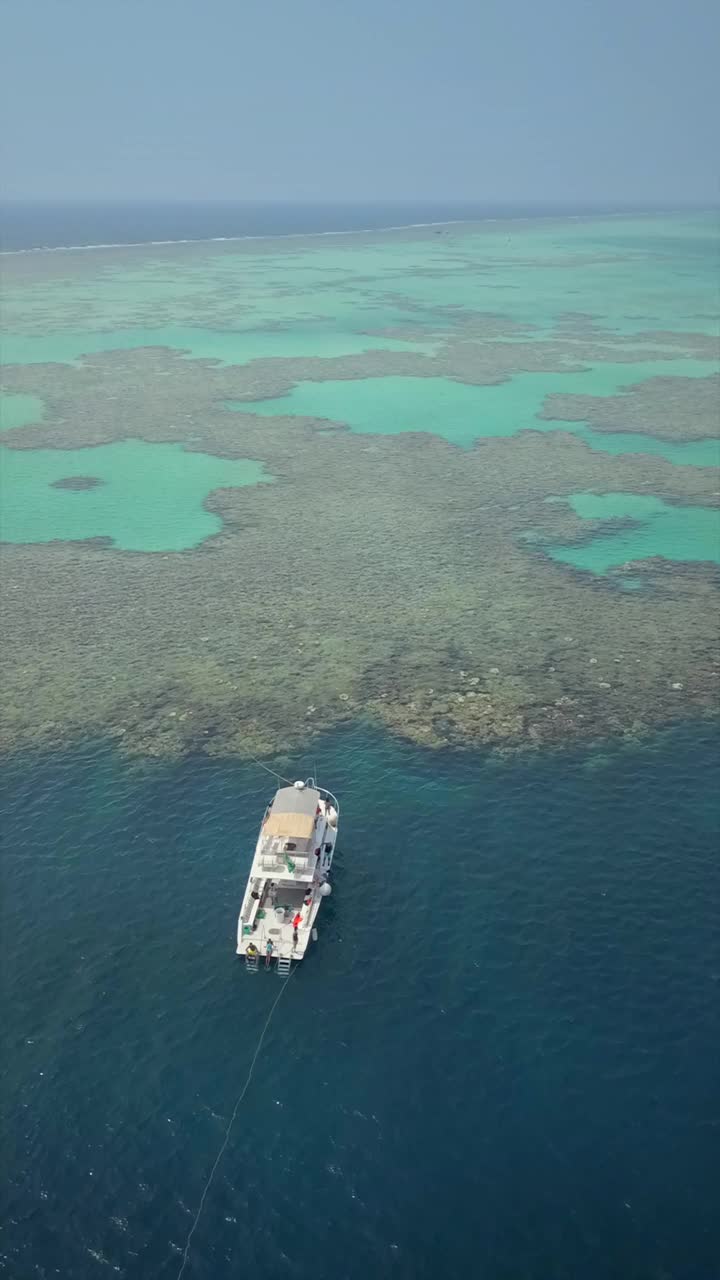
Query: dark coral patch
[{"left": 50, "top": 475, "right": 105, "bottom": 491}]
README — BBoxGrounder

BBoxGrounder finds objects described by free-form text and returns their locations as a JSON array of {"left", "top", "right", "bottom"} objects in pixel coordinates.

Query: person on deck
[{"left": 292, "top": 912, "right": 302, "bottom": 948}]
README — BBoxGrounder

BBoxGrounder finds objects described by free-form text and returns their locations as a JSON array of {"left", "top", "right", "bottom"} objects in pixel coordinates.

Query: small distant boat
[{"left": 237, "top": 779, "right": 339, "bottom": 972}]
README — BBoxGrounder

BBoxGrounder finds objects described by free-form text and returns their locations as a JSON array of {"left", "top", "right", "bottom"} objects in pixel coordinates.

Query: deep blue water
[
  {"left": 2, "top": 723, "right": 719, "bottom": 1279},
  {"left": 0, "top": 200, "right": 697, "bottom": 252}
]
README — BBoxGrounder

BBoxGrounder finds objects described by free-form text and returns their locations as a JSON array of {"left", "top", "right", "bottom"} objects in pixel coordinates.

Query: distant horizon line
[
  {"left": 2, "top": 196, "right": 718, "bottom": 209},
  {"left": 2, "top": 205, "right": 715, "bottom": 259}
]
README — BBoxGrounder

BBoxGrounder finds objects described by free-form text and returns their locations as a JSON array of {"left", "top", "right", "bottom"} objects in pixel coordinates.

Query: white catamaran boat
[{"left": 237, "top": 779, "right": 339, "bottom": 972}]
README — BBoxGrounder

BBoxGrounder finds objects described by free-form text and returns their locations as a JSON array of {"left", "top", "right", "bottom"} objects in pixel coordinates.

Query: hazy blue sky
[{"left": 2, "top": 0, "right": 717, "bottom": 202}]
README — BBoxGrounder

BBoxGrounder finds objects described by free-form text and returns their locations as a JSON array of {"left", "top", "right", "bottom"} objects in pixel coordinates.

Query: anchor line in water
[
  {"left": 174, "top": 967, "right": 296, "bottom": 1280},
  {"left": 242, "top": 750, "right": 295, "bottom": 789}
]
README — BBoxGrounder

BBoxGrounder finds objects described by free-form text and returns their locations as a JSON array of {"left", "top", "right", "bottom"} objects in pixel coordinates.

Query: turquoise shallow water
[
  {"left": 546, "top": 493, "right": 720, "bottom": 573},
  {"left": 231, "top": 359, "right": 718, "bottom": 461},
  {"left": 4, "top": 213, "right": 718, "bottom": 341},
  {"left": 0, "top": 441, "right": 272, "bottom": 551},
  {"left": 2, "top": 723, "right": 719, "bottom": 1279},
  {"left": 2, "top": 212, "right": 718, "bottom": 557},
  {"left": 573, "top": 427, "right": 720, "bottom": 468},
  {"left": 1, "top": 325, "right": 437, "bottom": 367}
]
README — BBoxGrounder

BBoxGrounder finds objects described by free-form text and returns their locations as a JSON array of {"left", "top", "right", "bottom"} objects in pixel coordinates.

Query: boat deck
[{"left": 240, "top": 885, "right": 316, "bottom": 961}]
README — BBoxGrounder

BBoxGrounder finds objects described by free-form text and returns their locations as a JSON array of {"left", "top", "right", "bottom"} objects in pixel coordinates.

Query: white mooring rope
[
  {"left": 242, "top": 750, "right": 295, "bottom": 789},
  {"left": 174, "top": 966, "right": 296, "bottom": 1279}
]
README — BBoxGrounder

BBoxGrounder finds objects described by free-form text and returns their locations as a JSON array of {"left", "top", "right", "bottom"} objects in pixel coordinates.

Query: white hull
[{"left": 237, "top": 779, "right": 339, "bottom": 969}]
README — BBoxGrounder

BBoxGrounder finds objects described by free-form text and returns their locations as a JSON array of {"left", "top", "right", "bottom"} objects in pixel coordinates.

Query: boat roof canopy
[{"left": 264, "top": 784, "right": 319, "bottom": 840}]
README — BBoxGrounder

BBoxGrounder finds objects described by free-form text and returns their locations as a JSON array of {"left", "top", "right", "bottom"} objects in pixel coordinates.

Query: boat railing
[
  {"left": 260, "top": 856, "right": 313, "bottom": 877},
  {"left": 308, "top": 780, "right": 340, "bottom": 820},
  {"left": 242, "top": 877, "right": 263, "bottom": 924}
]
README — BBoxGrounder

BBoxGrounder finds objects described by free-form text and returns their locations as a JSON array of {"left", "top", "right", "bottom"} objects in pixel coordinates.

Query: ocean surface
[
  {"left": 0, "top": 200, "right": 679, "bottom": 253},
  {"left": 1, "top": 202, "right": 719, "bottom": 1277},
  {"left": 2, "top": 723, "right": 719, "bottom": 1279}
]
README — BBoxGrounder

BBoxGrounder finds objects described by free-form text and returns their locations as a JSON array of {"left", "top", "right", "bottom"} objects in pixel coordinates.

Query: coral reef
[
  {"left": 50, "top": 475, "right": 104, "bottom": 490},
  {"left": 1, "top": 425, "right": 717, "bottom": 758},
  {"left": 542, "top": 375, "right": 720, "bottom": 442},
  {"left": 1, "top": 212, "right": 717, "bottom": 759}
]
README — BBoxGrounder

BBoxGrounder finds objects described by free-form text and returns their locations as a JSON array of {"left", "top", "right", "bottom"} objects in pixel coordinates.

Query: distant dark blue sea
[
  {"left": 2, "top": 723, "right": 719, "bottom": 1279},
  {"left": 0, "top": 199, "right": 690, "bottom": 253}
]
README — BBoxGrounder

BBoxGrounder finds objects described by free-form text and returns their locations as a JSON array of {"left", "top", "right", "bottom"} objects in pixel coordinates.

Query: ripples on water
[{"left": 2, "top": 724, "right": 719, "bottom": 1279}]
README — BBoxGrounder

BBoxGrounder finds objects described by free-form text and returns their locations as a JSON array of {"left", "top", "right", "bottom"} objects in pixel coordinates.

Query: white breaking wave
[
  {"left": 0, "top": 208, "right": 671, "bottom": 257},
  {"left": 0, "top": 219, "right": 473, "bottom": 256}
]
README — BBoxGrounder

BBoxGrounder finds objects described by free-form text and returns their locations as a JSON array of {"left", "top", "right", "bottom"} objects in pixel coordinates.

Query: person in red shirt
[{"left": 289, "top": 911, "right": 301, "bottom": 952}]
